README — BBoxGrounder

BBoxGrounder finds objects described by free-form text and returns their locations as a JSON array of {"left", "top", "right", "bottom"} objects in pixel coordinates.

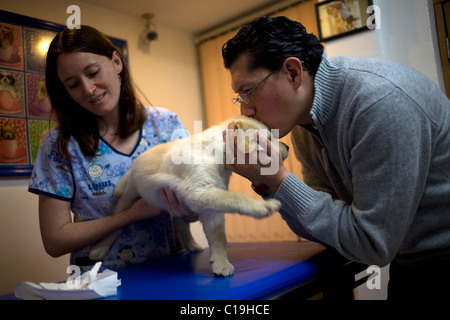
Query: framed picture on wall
[
  {"left": 0, "top": 10, "right": 128, "bottom": 176},
  {"left": 315, "top": 0, "right": 374, "bottom": 42}
]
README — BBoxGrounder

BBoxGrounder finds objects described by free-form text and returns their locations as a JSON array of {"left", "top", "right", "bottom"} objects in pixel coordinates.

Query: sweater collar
[{"left": 310, "top": 53, "right": 346, "bottom": 128}]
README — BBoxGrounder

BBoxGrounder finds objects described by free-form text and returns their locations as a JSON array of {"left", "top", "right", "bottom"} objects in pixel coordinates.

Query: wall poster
[{"left": 0, "top": 10, "right": 128, "bottom": 176}]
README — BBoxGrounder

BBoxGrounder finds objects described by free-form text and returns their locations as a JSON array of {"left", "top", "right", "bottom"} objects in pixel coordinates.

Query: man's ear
[{"left": 282, "top": 57, "right": 303, "bottom": 89}]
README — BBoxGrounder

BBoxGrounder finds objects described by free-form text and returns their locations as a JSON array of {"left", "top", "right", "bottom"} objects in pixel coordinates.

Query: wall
[
  {"left": 0, "top": 0, "right": 205, "bottom": 295},
  {"left": 325, "top": 0, "right": 443, "bottom": 89}
]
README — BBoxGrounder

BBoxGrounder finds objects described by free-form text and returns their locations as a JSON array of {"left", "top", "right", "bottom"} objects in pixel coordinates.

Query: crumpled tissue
[{"left": 14, "top": 262, "right": 121, "bottom": 300}]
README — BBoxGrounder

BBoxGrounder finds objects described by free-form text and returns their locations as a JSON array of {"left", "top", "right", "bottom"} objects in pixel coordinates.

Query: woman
[{"left": 29, "top": 25, "right": 193, "bottom": 270}]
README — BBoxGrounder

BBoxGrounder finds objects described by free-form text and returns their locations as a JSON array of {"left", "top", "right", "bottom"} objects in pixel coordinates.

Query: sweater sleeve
[{"left": 276, "top": 91, "right": 434, "bottom": 267}]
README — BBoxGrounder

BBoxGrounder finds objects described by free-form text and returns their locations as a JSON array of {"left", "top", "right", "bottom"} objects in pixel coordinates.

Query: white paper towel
[{"left": 14, "top": 262, "right": 121, "bottom": 300}]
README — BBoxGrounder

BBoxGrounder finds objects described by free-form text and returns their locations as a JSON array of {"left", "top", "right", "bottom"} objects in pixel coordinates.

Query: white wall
[
  {"left": 373, "top": 0, "right": 443, "bottom": 88},
  {"left": 325, "top": 0, "right": 443, "bottom": 89},
  {"left": 0, "top": 0, "right": 204, "bottom": 295}
]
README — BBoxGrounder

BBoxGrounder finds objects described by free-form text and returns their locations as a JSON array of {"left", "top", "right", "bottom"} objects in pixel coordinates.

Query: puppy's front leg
[{"left": 200, "top": 213, "right": 234, "bottom": 277}]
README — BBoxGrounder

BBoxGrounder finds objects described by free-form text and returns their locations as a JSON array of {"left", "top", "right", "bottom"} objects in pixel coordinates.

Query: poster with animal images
[
  {"left": 0, "top": 10, "right": 128, "bottom": 175},
  {"left": 0, "top": 19, "right": 56, "bottom": 173}
]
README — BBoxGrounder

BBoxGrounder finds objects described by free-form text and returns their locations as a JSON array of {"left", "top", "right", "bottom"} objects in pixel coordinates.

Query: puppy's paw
[
  {"left": 264, "top": 198, "right": 281, "bottom": 213},
  {"left": 248, "top": 198, "right": 280, "bottom": 219},
  {"left": 89, "top": 246, "right": 109, "bottom": 261},
  {"left": 211, "top": 260, "right": 234, "bottom": 277}
]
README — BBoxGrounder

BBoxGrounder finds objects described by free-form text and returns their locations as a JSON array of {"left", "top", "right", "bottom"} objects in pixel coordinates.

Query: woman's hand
[
  {"left": 126, "top": 198, "right": 166, "bottom": 222},
  {"left": 159, "top": 187, "right": 199, "bottom": 222}
]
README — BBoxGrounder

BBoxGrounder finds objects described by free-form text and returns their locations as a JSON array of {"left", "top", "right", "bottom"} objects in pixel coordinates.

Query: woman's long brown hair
[{"left": 45, "top": 25, "right": 147, "bottom": 159}]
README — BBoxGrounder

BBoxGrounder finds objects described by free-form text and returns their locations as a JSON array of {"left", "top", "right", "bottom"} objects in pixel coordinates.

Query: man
[{"left": 222, "top": 16, "right": 450, "bottom": 300}]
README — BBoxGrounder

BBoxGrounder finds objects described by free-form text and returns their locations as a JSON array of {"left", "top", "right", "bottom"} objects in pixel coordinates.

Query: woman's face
[{"left": 56, "top": 51, "right": 123, "bottom": 118}]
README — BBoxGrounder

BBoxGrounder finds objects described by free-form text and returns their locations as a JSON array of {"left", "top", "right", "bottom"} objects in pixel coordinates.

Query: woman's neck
[{"left": 97, "top": 107, "right": 120, "bottom": 137}]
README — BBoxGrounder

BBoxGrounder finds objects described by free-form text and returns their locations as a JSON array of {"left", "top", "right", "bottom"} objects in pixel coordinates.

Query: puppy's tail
[{"left": 114, "top": 170, "right": 131, "bottom": 199}]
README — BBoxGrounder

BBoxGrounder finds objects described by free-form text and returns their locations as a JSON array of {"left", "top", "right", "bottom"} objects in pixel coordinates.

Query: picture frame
[
  {"left": 0, "top": 10, "right": 128, "bottom": 176},
  {"left": 315, "top": 0, "right": 374, "bottom": 42}
]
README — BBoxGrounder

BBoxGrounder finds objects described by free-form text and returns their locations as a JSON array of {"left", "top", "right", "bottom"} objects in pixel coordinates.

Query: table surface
[{"left": 106, "top": 241, "right": 357, "bottom": 300}]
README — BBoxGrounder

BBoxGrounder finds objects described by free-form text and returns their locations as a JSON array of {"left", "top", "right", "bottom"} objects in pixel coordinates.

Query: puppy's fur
[{"left": 89, "top": 116, "right": 288, "bottom": 277}]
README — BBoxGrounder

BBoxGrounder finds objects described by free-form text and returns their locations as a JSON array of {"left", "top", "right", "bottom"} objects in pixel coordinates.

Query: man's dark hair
[{"left": 222, "top": 16, "right": 324, "bottom": 75}]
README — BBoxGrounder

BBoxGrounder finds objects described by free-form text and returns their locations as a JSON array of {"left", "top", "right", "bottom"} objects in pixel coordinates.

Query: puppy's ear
[
  {"left": 233, "top": 119, "right": 257, "bottom": 153},
  {"left": 234, "top": 119, "right": 242, "bottom": 130},
  {"left": 235, "top": 118, "right": 264, "bottom": 131}
]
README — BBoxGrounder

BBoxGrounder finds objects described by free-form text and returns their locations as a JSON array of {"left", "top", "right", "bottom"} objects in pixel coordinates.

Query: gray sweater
[{"left": 275, "top": 55, "right": 450, "bottom": 266}]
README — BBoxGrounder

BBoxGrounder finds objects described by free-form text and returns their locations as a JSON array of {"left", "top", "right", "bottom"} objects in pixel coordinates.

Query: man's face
[{"left": 229, "top": 54, "right": 309, "bottom": 138}]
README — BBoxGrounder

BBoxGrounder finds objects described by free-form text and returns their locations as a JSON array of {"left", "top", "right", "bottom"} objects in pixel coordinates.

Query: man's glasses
[{"left": 232, "top": 71, "right": 274, "bottom": 107}]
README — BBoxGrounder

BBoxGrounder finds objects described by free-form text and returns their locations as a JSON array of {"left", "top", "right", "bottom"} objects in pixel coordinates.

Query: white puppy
[{"left": 89, "top": 115, "right": 288, "bottom": 277}]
